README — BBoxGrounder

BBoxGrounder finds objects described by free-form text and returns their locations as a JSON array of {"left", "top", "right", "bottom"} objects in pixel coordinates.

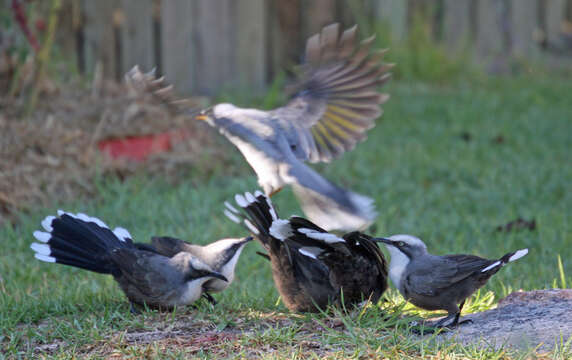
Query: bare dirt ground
[
  {"left": 436, "top": 289, "right": 572, "bottom": 352},
  {"left": 0, "top": 79, "right": 228, "bottom": 224}
]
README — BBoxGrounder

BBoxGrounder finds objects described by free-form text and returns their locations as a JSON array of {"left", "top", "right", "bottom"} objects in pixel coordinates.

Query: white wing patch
[
  {"left": 269, "top": 219, "right": 292, "bottom": 241},
  {"left": 297, "top": 228, "right": 344, "bottom": 244},
  {"left": 298, "top": 246, "right": 323, "bottom": 259}
]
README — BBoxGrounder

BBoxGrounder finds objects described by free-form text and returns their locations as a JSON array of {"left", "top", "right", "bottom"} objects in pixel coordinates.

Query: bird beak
[
  {"left": 373, "top": 237, "right": 394, "bottom": 246},
  {"left": 204, "top": 270, "right": 228, "bottom": 282},
  {"left": 241, "top": 236, "right": 254, "bottom": 244},
  {"left": 195, "top": 114, "right": 209, "bottom": 121}
]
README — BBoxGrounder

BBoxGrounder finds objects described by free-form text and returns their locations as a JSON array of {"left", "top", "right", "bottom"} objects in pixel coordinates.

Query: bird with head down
[{"left": 126, "top": 23, "right": 392, "bottom": 232}]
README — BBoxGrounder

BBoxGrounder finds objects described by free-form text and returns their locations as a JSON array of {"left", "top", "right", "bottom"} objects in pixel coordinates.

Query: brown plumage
[{"left": 224, "top": 190, "right": 388, "bottom": 312}]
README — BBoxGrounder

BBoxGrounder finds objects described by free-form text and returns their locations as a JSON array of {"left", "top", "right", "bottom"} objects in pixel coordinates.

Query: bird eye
[{"left": 398, "top": 241, "right": 406, "bottom": 247}]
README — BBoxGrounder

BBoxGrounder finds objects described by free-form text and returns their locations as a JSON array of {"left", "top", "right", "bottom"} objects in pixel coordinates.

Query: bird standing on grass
[
  {"left": 149, "top": 235, "right": 253, "bottom": 304},
  {"left": 126, "top": 23, "right": 392, "bottom": 232},
  {"left": 376, "top": 234, "right": 528, "bottom": 330},
  {"left": 30, "top": 211, "right": 248, "bottom": 311},
  {"left": 224, "top": 190, "right": 388, "bottom": 312}
]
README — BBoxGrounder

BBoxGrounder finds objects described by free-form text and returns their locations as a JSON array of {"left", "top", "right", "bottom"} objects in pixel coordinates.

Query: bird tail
[
  {"left": 292, "top": 181, "right": 377, "bottom": 232},
  {"left": 30, "top": 211, "right": 135, "bottom": 274},
  {"left": 223, "top": 190, "right": 279, "bottom": 249},
  {"left": 481, "top": 248, "right": 529, "bottom": 273}
]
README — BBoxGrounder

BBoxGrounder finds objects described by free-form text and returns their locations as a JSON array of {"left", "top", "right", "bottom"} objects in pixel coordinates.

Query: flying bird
[
  {"left": 376, "top": 234, "right": 529, "bottom": 330},
  {"left": 30, "top": 211, "right": 250, "bottom": 311},
  {"left": 224, "top": 190, "right": 388, "bottom": 312},
  {"left": 126, "top": 23, "right": 392, "bottom": 231}
]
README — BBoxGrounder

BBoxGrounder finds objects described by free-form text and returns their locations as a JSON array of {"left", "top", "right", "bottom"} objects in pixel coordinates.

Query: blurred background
[
  {"left": 0, "top": 0, "right": 571, "bottom": 223},
  {"left": 2, "top": 0, "right": 572, "bottom": 96}
]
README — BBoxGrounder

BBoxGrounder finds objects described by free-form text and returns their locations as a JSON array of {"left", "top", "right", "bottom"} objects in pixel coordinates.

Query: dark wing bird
[
  {"left": 405, "top": 255, "right": 495, "bottom": 297},
  {"left": 270, "top": 23, "right": 392, "bottom": 163},
  {"left": 150, "top": 236, "right": 194, "bottom": 258}
]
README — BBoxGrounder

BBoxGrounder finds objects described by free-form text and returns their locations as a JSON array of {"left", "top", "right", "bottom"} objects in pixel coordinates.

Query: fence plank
[
  {"left": 510, "top": 0, "right": 537, "bottom": 57},
  {"left": 160, "top": 0, "right": 194, "bottom": 94},
  {"left": 475, "top": 0, "right": 508, "bottom": 61},
  {"left": 236, "top": 0, "right": 267, "bottom": 92},
  {"left": 373, "top": 0, "right": 408, "bottom": 41},
  {"left": 82, "top": 0, "right": 117, "bottom": 79},
  {"left": 269, "top": 0, "right": 302, "bottom": 75},
  {"left": 545, "top": 0, "right": 565, "bottom": 45},
  {"left": 120, "top": 0, "right": 154, "bottom": 74},
  {"left": 192, "top": 0, "right": 234, "bottom": 95},
  {"left": 443, "top": 0, "right": 471, "bottom": 53},
  {"left": 304, "top": 0, "right": 337, "bottom": 35}
]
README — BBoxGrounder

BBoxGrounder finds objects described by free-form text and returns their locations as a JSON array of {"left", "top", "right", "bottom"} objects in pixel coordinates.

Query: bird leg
[
  {"left": 268, "top": 187, "right": 283, "bottom": 197},
  {"left": 129, "top": 302, "right": 141, "bottom": 315},
  {"left": 202, "top": 292, "right": 217, "bottom": 305}
]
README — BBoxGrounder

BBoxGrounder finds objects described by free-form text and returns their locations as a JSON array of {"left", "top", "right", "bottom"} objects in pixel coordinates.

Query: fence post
[
  {"left": 82, "top": 0, "right": 117, "bottom": 79},
  {"left": 509, "top": 0, "right": 538, "bottom": 58},
  {"left": 120, "top": 0, "right": 154, "bottom": 74},
  {"left": 373, "top": 0, "right": 408, "bottom": 41},
  {"left": 236, "top": 0, "right": 267, "bottom": 93},
  {"left": 160, "top": 0, "right": 194, "bottom": 95},
  {"left": 443, "top": 0, "right": 471, "bottom": 54}
]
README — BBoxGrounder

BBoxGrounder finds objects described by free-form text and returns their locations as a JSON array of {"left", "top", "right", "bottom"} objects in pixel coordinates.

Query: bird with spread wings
[{"left": 126, "top": 23, "right": 392, "bottom": 232}]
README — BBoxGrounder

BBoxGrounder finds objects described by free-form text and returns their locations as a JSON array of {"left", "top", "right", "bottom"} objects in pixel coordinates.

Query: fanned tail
[{"left": 30, "top": 211, "right": 134, "bottom": 274}]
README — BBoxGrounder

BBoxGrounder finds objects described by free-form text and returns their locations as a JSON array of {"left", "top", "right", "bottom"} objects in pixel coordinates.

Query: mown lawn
[{"left": 1, "top": 75, "right": 571, "bottom": 358}]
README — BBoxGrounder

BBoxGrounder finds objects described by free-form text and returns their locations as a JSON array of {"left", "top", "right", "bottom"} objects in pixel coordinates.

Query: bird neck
[{"left": 386, "top": 248, "right": 410, "bottom": 292}]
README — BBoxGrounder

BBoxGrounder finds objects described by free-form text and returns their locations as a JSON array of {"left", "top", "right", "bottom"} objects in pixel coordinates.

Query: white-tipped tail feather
[
  {"left": 30, "top": 242, "right": 51, "bottom": 256},
  {"left": 298, "top": 246, "right": 323, "bottom": 259},
  {"left": 224, "top": 209, "right": 241, "bottom": 224},
  {"left": 234, "top": 194, "right": 248, "bottom": 208},
  {"left": 243, "top": 219, "right": 260, "bottom": 235},
  {"left": 33, "top": 231, "right": 51, "bottom": 243},
  {"left": 113, "top": 227, "right": 132, "bottom": 242},
  {"left": 481, "top": 261, "right": 501, "bottom": 272},
  {"left": 34, "top": 253, "right": 56, "bottom": 263},
  {"left": 481, "top": 248, "right": 529, "bottom": 273},
  {"left": 508, "top": 249, "right": 528, "bottom": 262},
  {"left": 41, "top": 216, "right": 55, "bottom": 232}
]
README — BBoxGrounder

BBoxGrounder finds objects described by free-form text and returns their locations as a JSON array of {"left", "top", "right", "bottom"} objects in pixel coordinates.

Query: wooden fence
[{"left": 59, "top": 0, "right": 572, "bottom": 95}]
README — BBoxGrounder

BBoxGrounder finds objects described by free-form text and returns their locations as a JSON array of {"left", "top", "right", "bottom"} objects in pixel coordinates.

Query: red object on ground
[{"left": 97, "top": 131, "right": 187, "bottom": 162}]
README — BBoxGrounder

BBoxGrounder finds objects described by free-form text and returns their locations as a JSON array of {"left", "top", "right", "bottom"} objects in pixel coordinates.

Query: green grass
[{"left": 1, "top": 75, "right": 571, "bottom": 358}]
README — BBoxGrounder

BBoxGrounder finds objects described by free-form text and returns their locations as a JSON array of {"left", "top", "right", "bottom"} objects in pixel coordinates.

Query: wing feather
[{"left": 269, "top": 23, "right": 392, "bottom": 163}]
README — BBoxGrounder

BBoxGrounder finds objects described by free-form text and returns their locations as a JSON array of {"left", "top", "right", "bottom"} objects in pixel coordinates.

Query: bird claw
[
  {"left": 203, "top": 293, "right": 217, "bottom": 306},
  {"left": 129, "top": 302, "right": 141, "bottom": 315},
  {"left": 459, "top": 318, "right": 473, "bottom": 325}
]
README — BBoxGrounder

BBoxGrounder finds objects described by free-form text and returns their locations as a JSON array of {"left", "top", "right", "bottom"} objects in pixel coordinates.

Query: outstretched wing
[
  {"left": 270, "top": 23, "right": 392, "bottom": 163},
  {"left": 124, "top": 66, "right": 198, "bottom": 116}
]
